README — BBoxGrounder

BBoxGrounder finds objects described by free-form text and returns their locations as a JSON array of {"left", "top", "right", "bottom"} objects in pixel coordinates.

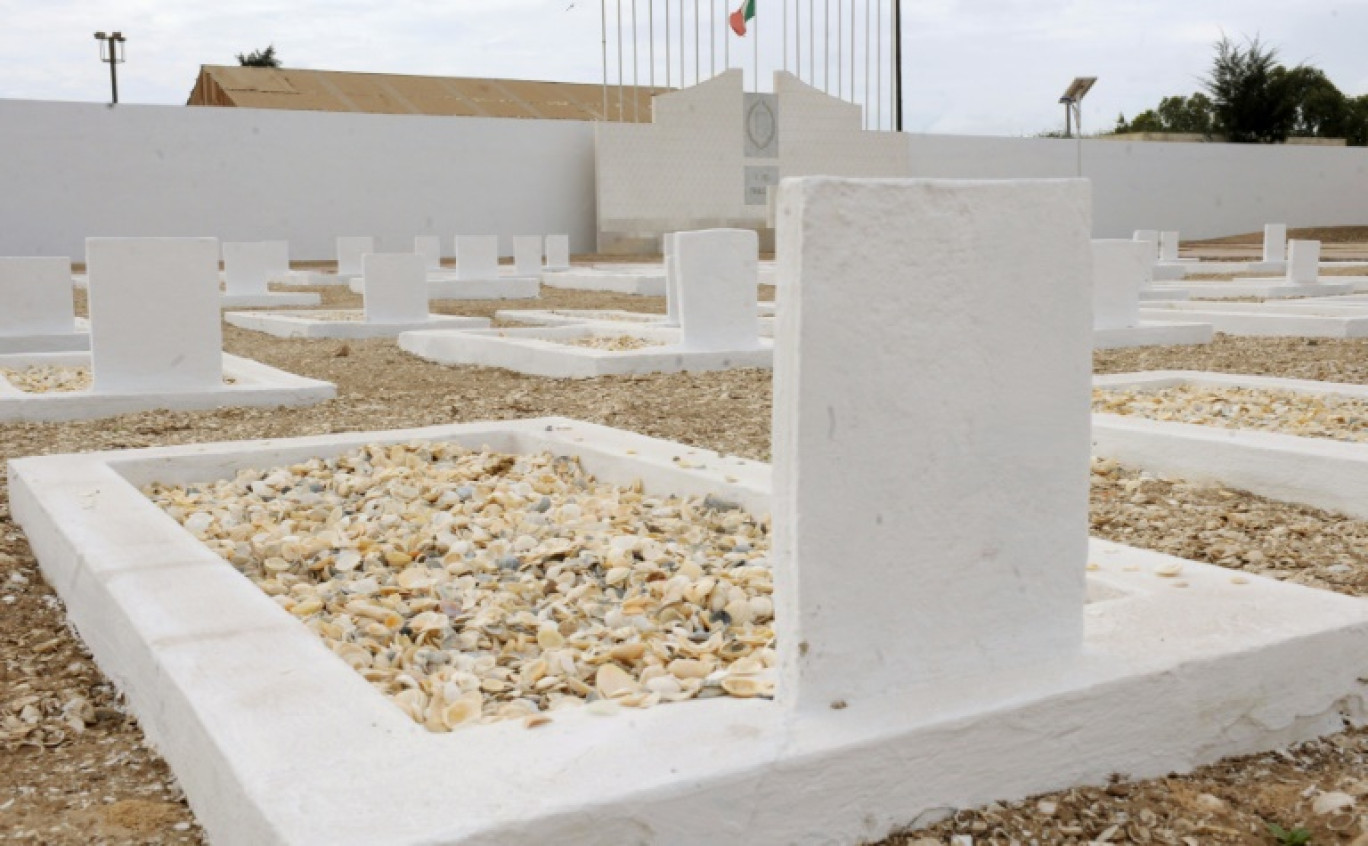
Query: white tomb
[
  {"left": 415, "top": 236, "right": 442, "bottom": 270},
  {"left": 1264, "top": 223, "right": 1288, "bottom": 264},
  {"left": 1288, "top": 238, "right": 1320, "bottom": 284},
  {"left": 226, "top": 252, "right": 489, "bottom": 339},
  {"left": 541, "top": 265, "right": 667, "bottom": 296},
  {"left": 1193, "top": 237, "right": 1355, "bottom": 299},
  {"left": 221, "top": 241, "right": 319, "bottom": 309},
  {"left": 544, "top": 233, "right": 571, "bottom": 272},
  {"left": 400, "top": 228, "right": 771, "bottom": 378},
  {"left": 512, "top": 236, "right": 543, "bottom": 278},
  {"left": 336, "top": 236, "right": 375, "bottom": 278},
  {"left": 1091, "top": 240, "right": 1212, "bottom": 349},
  {"left": 0, "top": 257, "right": 89, "bottom": 353},
  {"left": 1132, "top": 229, "right": 1159, "bottom": 257},
  {"left": 419, "top": 236, "right": 539, "bottom": 300},
  {"left": 0, "top": 238, "right": 333, "bottom": 421},
  {"left": 15, "top": 178, "right": 1368, "bottom": 845},
  {"left": 664, "top": 231, "right": 681, "bottom": 325}
]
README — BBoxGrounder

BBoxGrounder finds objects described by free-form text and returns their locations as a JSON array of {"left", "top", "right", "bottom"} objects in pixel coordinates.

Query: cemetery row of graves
[{"left": 4, "top": 180, "right": 1368, "bottom": 844}]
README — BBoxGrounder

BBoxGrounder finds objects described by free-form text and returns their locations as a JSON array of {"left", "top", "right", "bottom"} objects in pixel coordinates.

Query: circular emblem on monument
[{"left": 746, "top": 99, "right": 776, "bottom": 152}]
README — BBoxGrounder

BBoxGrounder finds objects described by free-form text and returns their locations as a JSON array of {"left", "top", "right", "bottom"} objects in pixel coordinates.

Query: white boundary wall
[
  {"left": 4, "top": 91, "right": 1368, "bottom": 260},
  {"left": 0, "top": 98, "right": 596, "bottom": 260}
]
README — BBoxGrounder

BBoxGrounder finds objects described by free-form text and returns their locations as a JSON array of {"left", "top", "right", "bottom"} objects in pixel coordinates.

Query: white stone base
[
  {"left": 225, "top": 310, "right": 490, "bottom": 339},
  {"left": 1094, "top": 370, "right": 1368, "bottom": 519},
  {"left": 9, "top": 417, "right": 1368, "bottom": 846},
  {"left": 279, "top": 270, "right": 351, "bottom": 286},
  {"left": 399, "top": 324, "right": 772, "bottom": 378},
  {"left": 541, "top": 268, "right": 667, "bottom": 296},
  {"left": 1174, "top": 260, "right": 1286, "bottom": 276},
  {"left": 1151, "top": 263, "right": 1188, "bottom": 282},
  {"left": 0, "top": 318, "right": 91, "bottom": 353},
  {"left": 1182, "top": 280, "right": 1354, "bottom": 299},
  {"left": 1093, "top": 321, "right": 1214, "bottom": 349},
  {"left": 494, "top": 308, "right": 673, "bottom": 328},
  {"left": 349, "top": 274, "right": 541, "bottom": 300},
  {"left": 220, "top": 292, "right": 322, "bottom": 309},
  {"left": 1139, "top": 305, "right": 1368, "bottom": 338},
  {"left": 0, "top": 352, "right": 334, "bottom": 422},
  {"left": 1139, "top": 287, "right": 1188, "bottom": 301}
]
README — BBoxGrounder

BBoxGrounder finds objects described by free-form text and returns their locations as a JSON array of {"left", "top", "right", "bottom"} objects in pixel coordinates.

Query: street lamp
[
  {"left": 1058, "top": 76, "right": 1096, "bottom": 138},
  {"left": 93, "top": 31, "right": 127, "bottom": 105}
]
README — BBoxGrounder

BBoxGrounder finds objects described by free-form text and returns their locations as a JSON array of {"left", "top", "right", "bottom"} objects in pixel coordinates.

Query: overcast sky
[{"left": 2, "top": 0, "right": 1366, "bottom": 136}]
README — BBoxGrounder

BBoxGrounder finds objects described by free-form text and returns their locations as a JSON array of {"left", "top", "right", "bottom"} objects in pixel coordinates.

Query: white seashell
[
  {"left": 595, "top": 663, "right": 641, "bottom": 699},
  {"left": 721, "top": 676, "right": 774, "bottom": 698},
  {"left": 1154, "top": 561, "right": 1184, "bottom": 578}
]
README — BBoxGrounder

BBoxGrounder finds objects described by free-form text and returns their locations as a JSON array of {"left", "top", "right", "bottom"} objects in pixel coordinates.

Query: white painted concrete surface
[
  {"left": 512, "top": 236, "right": 543, "bottom": 277},
  {"left": 0, "top": 351, "right": 333, "bottom": 422},
  {"left": 86, "top": 237, "right": 223, "bottom": 394},
  {"left": 1289, "top": 239, "right": 1321, "bottom": 284},
  {"left": 1140, "top": 304, "right": 1368, "bottom": 338},
  {"left": 225, "top": 310, "right": 488, "bottom": 339},
  {"left": 0, "top": 256, "right": 76, "bottom": 335},
  {"left": 336, "top": 237, "right": 374, "bottom": 277},
  {"left": 676, "top": 229, "right": 762, "bottom": 351},
  {"left": 1094, "top": 370, "right": 1368, "bottom": 519},
  {"left": 773, "top": 178, "right": 1092, "bottom": 704},
  {"left": 11, "top": 417, "right": 1368, "bottom": 845},
  {"left": 222, "top": 241, "right": 289, "bottom": 296},
  {"left": 415, "top": 236, "right": 442, "bottom": 270},
  {"left": 363, "top": 253, "right": 429, "bottom": 324},
  {"left": 541, "top": 268, "right": 666, "bottom": 296},
  {"left": 1093, "top": 322, "right": 1214, "bottom": 349},
  {"left": 544, "top": 234, "right": 571, "bottom": 271},
  {"left": 1092, "top": 239, "right": 1145, "bottom": 330},
  {"left": 454, "top": 236, "right": 499, "bottom": 281},
  {"left": 1265, "top": 223, "right": 1288, "bottom": 263}
]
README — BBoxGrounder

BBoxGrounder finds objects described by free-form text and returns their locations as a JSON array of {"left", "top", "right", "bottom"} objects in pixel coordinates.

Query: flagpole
[
  {"left": 679, "top": 0, "right": 686, "bottom": 88},
  {"left": 863, "top": 0, "right": 870, "bottom": 128},
  {"left": 823, "top": 0, "right": 829, "bottom": 92},
  {"left": 893, "top": 0, "right": 902, "bottom": 130},
  {"left": 783, "top": 0, "right": 788, "bottom": 73},
  {"left": 694, "top": 0, "right": 700, "bottom": 85},
  {"left": 794, "top": 0, "right": 801, "bottom": 83},
  {"left": 649, "top": 0, "right": 655, "bottom": 94},
  {"left": 724, "top": 0, "right": 730, "bottom": 69},
  {"left": 616, "top": 0, "right": 625, "bottom": 120},
  {"left": 710, "top": 0, "right": 716, "bottom": 77},
  {"left": 753, "top": 1, "right": 759, "bottom": 92},
  {"left": 665, "top": 0, "right": 672, "bottom": 88},
  {"left": 601, "top": 0, "right": 609, "bottom": 119},
  {"left": 875, "top": 0, "right": 882, "bottom": 129},
  {"left": 849, "top": 0, "right": 855, "bottom": 105},
  {"left": 632, "top": 0, "right": 639, "bottom": 121}
]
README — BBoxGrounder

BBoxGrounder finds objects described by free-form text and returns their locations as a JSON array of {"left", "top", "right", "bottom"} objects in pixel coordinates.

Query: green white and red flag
[{"left": 729, "top": 0, "right": 756, "bottom": 36}]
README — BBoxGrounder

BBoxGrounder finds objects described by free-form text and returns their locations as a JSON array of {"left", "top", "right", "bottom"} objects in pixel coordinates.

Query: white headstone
[
  {"left": 1132, "top": 230, "right": 1159, "bottom": 260},
  {"left": 512, "top": 236, "right": 543, "bottom": 277},
  {"left": 545, "top": 234, "right": 571, "bottom": 270},
  {"left": 0, "top": 258, "right": 75, "bottom": 336},
  {"left": 363, "top": 253, "right": 429, "bottom": 324},
  {"left": 87, "top": 238, "right": 223, "bottom": 393},
  {"left": 773, "top": 178, "right": 1090, "bottom": 711},
  {"left": 1158, "top": 230, "right": 1180, "bottom": 262},
  {"left": 1287, "top": 239, "right": 1321, "bottom": 285},
  {"left": 663, "top": 232, "right": 681, "bottom": 326},
  {"left": 455, "top": 236, "right": 499, "bottom": 281},
  {"left": 414, "top": 236, "right": 442, "bottom": 270},
  {"left": 1092, "top": 240, "right": 1147, "bottom": 330},
  {"left": 336, "top": 237, "right": 375, "bottom": 276},
  {"left": 260, "top": 240, "right": 290, "bottom": 282},
  {"left": 222, "top": 242, "right": 279, "bottom": 296},
  {"left": 675, "top": 229, "right": 760, "bottom": 351},
  {"left": 1263, "top": 224, "right": 1288, "bottom": 263}
]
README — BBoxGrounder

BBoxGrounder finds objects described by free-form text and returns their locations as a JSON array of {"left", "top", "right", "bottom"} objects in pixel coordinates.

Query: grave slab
[
  {"left": 1264, "top": 223, "right": 1288, "bottom": 263},
  {"left": 540, "top": 267, "right": 667, "bottom": 296},
  {"left": 224, "top": 310, "right": 488, "bottom": 339},
  {"left": 1174, "top": 279, "right": 1353, "bottom": 299},
  {"left": 10, "top": 416, "right": 1368, "bottom": 845},
  {"left": 544, "top": 234, "right": 571, "bottom": 271},
  {"left": 1093, "top": 322, "right": 1213, "bottom": 348},
  {"left": 220, "top": 240, "right": 319, "bottom": 308},
  {"left": 512, "top": 236, "right": 543, "bottom": 277},
  {"left": 1093, "top": 370, "right": 1368, "bottom": 519},
  {"left": 336, "top": 236, "right": 375, "bottom": 277},
  {"left": 454, "top": 236, "right": 500, "bottom": 281},
  {"left": 0, "top": 257, "right": 89, "bottom": 352},
  {"left": 0, "top": 351, "right": 333, "bottom": 422},
  {"left": 1139, "top": 303, "right": 1368, "bottom": 338}
]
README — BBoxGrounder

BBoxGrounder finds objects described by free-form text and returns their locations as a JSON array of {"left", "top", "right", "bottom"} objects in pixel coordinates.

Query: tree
[
  {"left": 1201, "top": 35, "right": 1298, "bottom": 143},
  {"left": 236, "top": 45, "right": 281, "bottom": 68},
  {"left": 1276, "top": 65, "right": 1348, "bottom": 137},
  {"left": 1113, "top": 94, "right": 1214, "bottom": 136}
]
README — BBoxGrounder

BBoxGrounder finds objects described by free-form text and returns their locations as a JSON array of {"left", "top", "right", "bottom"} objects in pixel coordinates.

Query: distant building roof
[{"left": 186, "top": 65, "right": 666, "bottom": 122}]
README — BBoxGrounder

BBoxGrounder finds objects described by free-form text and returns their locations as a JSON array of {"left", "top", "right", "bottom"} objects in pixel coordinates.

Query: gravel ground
[{"left": 5, "top": 290, "right": 1368, "bottom": 844}]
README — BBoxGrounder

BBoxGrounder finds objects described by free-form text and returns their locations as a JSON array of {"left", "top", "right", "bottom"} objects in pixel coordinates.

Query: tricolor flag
[{"left": 729, "top": 0, "right": 756, "bottom": 36}]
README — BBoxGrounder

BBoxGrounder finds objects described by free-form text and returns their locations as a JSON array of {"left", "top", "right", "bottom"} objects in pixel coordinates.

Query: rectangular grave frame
[
  {"left": 0, "top": 351, "right": 334, "bottom": 422},
  {"left": 12, "top": 416, "right": 1368, "bottom": 845},
  {"left": 398, "top": 324, "right": 774, "bottom": 378},
  {"left": 224, "top": 310, "right": 490, "bottom": 339},
  {"left": 1094, "top": 370, "right": 1368, "bottom": 520}
]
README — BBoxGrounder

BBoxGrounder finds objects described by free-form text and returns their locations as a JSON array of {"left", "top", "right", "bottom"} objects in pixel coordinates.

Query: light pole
[{"left": 93, "top": 31, "right": 127, "bottom": 105}]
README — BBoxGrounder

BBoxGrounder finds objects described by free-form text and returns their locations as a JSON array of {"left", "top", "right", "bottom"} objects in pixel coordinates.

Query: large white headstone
[
  {"left": 1092, "top": 239, "right": 1147, "bottom": 330},
  {"left": 455, "top": 236, "right": 499, "bottom": 281},
  {"left": 1288, "top": 239, "right": 1321, "bottom": 285},
  {"left": 545, "top": 234, "right": 571, "bottom": 271},
  {"left": 773, "top": 178, "right": 1091, "bottom": 711},
  {"left": 1264, "top": 224, "right": 1288, "bottom": 263},
  {"left": 363, "top": 253, "right": 429, "bottom": 324},
  {"left": 337, "top": 237, "right": 375, "bottom": 276},
  {"left": 1158, "top": 230, "right": 1180, "bottom": 262},
  {"left": 675, "top": 229, "right": 760, "bottom": 351},
  {"left": 512, "top": 236, "right": 543, "bottom": 277},
  {"left": 0, "top": 258, "right": 75, "bottom": 336},
  {"left": 414, "top": 236, "right": 442, "bottom": 270},
  {"left": 222, "top": 242, "right": 286, "bottom": 296},
  {"left": 87, "top": 238, "right": 223, "bottom": 393}
]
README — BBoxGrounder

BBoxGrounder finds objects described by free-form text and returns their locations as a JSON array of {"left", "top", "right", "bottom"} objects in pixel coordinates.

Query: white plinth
[
  {"left": 544, "top": 234, "right": 571, "bottom": 271},
  {"left": 0, "top": 351, "right": 334, "bottom": 422},
  {"left": 220, "top": 292, "right": 322, "bottom": 309},
  {"left": 1093, "top": 321, "right": 1214, "bottom": 349},
  {"left": 349, "top": 272, "right": 541, "bottom": 301},
  {"left": 1179, "top": 280, "right": 1354, "bottom": 299},
  {"left": 225, "top": 310, "right": 489, "bottom": 339},
  {"left": 336, "top": 237, "right": 374, "bottom": 277},
  {"left": 1139, "top": 304, "right": 1368, "bottom": 338},
  {"left": 1094, "top": 370, "right": 1368, "bottom": 519},
  {"left": 0, "top": 318, "right": 91, "bottom": 354},
  {"left": 399, "top": 324, "right": 772, "bottom": 378},
  {"left": 10, "top": 417, "right": 1368, "bottom": 846},
  {"left": 541, "top": 268, "right": 667, "bottom": 296},
  {"left": 1091, "top": 239, "right": 1146, "bottom": 331}
]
